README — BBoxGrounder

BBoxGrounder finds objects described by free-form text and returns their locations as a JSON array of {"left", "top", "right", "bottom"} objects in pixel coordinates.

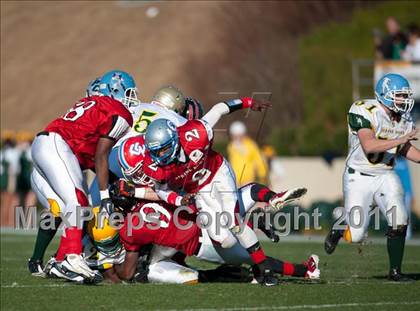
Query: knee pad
[
  {"left": 347, "top": 225, "right": 366, "bottom": 243},
  {"left": 47, "top": 199, "right": 61, "bottom": 217},
  {"left": 386, "top": 225, "right": 407, "bottom": 238}
]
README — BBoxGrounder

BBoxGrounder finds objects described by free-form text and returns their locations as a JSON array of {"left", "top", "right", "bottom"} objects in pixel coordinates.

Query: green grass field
[{"left": 1, "top": 233, "right": 420, "bottom": 311}]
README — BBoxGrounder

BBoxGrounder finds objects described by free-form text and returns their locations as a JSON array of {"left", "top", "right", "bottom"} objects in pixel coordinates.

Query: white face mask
[
  {"left": 392, "top": 90, "right": 415, "bottom": 114},
  {"left": 122, "top": 88, "right": 140, "bottom": 111}
]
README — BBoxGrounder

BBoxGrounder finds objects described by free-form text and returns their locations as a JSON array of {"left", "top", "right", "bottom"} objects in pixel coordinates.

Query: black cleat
[
  {"left": 259, "top": 270, "right": 279, "bottom": 286},
  {"left": 388, "top": 269, "right": 414, "bottom": 282},
  {"left": 324, "top": 228, "right": 343, "bottom": 254},
  {"left": 28, "top": 258, "right": 45, "bottom": 277},
  {"left": 252, "top": 260, "right": 279, "bottom": 286}
]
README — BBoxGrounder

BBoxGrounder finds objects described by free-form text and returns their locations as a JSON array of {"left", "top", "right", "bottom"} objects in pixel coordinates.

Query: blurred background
[{"left": 1, "top": 1, "right": 419, "bottom": 235}]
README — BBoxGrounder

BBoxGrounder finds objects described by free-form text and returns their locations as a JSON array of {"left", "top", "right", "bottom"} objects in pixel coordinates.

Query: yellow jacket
[{"left": 227, "top": 137, "right": 268, "bottom": 186}]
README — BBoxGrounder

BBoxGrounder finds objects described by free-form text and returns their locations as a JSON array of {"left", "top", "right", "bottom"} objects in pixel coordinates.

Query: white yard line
[
  {"left": 155, "top": 301, "right": 420, "bottom": 311},
  {"left": 2, "top": 230, "right": 420, "bottom": 245},
  {"left": 1, "top": 283, "right": 72, "bottom": 288}
]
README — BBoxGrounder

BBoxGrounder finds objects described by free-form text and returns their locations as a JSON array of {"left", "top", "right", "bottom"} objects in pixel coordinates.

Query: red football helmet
[{"left": 117, "top": 135, "right": 154, "bottom": 186}]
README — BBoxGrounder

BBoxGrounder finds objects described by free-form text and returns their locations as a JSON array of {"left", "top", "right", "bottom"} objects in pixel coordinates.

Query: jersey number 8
[{"left": 63, "top": 101, "right": 96, "bottom": 121}]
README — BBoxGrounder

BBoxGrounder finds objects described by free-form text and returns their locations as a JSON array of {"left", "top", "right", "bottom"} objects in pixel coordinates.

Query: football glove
[
  {"left": 118, "top": 179, "right": 136, "bottom": 197},
  {"left": 100, "top": 198, "right": 115, "bottom": 216}
]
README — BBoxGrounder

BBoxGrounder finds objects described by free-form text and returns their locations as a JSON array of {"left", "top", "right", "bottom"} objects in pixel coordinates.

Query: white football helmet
[{"left": 152, "top": 85, "right": 185, "bottom": 113}]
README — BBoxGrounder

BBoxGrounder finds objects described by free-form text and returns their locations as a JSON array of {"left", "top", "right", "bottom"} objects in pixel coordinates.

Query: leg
[
  {"left": 31, "top": 134, "right": 96, "bottom": 281},
  {"left": 32, "top": 133, "right": 89, "bottom": 258},
  {"left": 148, "top": 260, "right": 198, "bottom": 284},
  {"left": 374, "top": 173, "right": 409, "bottom": 281},
  {"left": 325, "top": 171, "right": 375, "bottom": 254},
  {"left": 147, "top": 245, "right": 198, "bottom": 284},
  {"left": 28, "top": 169, "right": 63, "bottom": 275}
]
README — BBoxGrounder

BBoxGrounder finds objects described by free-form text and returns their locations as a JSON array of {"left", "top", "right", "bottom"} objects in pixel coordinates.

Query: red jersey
[
  {"left": 119, "top": 201, "right": 200, "bottom": 256},
  {"left": 45, "top": 96, "right": 133, "bottom": 170},
  {"left": 143, "top": 120, "right": 224, "bottom": 193}
]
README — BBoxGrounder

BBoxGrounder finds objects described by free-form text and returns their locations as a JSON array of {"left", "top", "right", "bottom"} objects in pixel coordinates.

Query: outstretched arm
[{"left": 202, "top": 98, "right": 271, "bottom": 128}]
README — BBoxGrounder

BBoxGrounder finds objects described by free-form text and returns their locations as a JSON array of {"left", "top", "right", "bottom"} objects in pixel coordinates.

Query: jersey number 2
[
  {"left": 63, "top": 101, "right": 96, "bottom": 121},
  {"left": 185, "top": 129, "right": 200, "bottom": 141}
]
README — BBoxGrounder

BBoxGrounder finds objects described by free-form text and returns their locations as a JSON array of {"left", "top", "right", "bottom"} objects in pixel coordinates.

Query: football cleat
[
  {"left": 44, "top": 256, "right": 58, "bottom": 277},
  {"left": 28, "top": 258, "right": 45, "bottom": 277},
  {"left": 252, "top": 260, "right": 279, "bottom": 286},
  {"left": 46, "top": 255, "right": 103, "bottom": 284},
  {"left": 324, "top": 228, "right": 344, "bottom": 254},
  {"left": 388, "top": 268, "right": 413, "bottom": 282},
  {"left": 61, "top": 254, "right": 98, "bottom": 279},
  {"left": 304, "top": 254, "right": 320, "bottom": 279},
  {"left": 268, "top": 187, "right": 307, "bottom": 210}
]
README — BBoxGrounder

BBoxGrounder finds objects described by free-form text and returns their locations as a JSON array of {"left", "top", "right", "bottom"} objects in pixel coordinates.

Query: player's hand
[
  {"left": 241, "top": 97, "right": 272, "bottom": 111},
  {"left": 181, "top": 193, "right": 196, "bottom": 206},
  {"left": 251, "top": 99, "right": 271, "bottom": 111},
  {"left": 100, "top": 198, "right": 115, "bottom": 216},
  {"left": 117, "top": 179, "right": 135, "bottom": 197},
  {"left": 400, "top": 129, "right": 418, "bottom": 144}
]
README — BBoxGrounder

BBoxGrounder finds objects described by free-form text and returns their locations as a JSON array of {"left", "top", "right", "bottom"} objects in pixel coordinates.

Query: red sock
[
  {"left": 56, "top": 227, "right": 82, "bottom": 260},
  {"left": 249, "top": 248, "right": 267, "bottom": 264},
  {"left": 64, "top": 227, "right": 83, "bottom": 254},
  {"left": 56, "top": 235, "right": 68, "bottom": 261},
  {"left": 283, "top": 262, "right": 295, "bottom": 276}
]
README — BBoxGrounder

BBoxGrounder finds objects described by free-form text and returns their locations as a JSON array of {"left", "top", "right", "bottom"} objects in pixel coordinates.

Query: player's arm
[
  {"left": 399, "top": 142, "right": 420, "bottom": 163},
  {"left": 103, "top": 266, "right": 122, "bottom": 283},
  {"left": 95, "top": 137, "right": 116, "bottom": 215},
  {"left": 202, "top": 97, "right": 270, "bottom": 128},
  {"left": 98, "top": 115, "right": 132, "bottom": 213},
  {"left": 358, "top": 128, "right": 418, "bottom": 154},
  {"left": 95, "top": 137, "right": 115, "bottom": 194},
  {"left": 154, "top": 183, "right": 195, "bottom": 207},
  {"left": 113, "top": 251, "right": 139, "bottom": 281}
]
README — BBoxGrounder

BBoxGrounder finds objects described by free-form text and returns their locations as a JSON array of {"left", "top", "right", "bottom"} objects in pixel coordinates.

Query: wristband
[
  {"left": 100, "top": 189, "right": 110, "bottom": 200},
  {"left": 175, "top": 196, "right": 183, "bottom": 207},
  {"left": 134, "top": 187, "right": 146, "bottom": 199},
  {"left": 224, "top": 99, "right": 244, "bottom": 113}
]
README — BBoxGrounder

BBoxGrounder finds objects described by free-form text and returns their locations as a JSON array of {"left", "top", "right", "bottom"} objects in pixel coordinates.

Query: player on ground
[
  {"left": 102, "top": 191, "right": 319, "bottom": 285},
  {"left": 324, "top": 73, "right": 419, "bottom": 282},
  {"left": 141, "top": 103, "right": 305, "bottom": 285},
  {"left": 29, "top": 70, "right": 136, "bottom": 282}
]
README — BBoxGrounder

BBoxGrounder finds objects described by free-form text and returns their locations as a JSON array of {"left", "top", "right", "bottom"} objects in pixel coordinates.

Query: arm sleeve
[
  {"left": 202, "top": 102, "right": 230, "bottom": 128},
  {"left": 347, "top": 103, "right": 373, "bottom": 133},
  {"left": 100, "top": 115, "right": 130, "bottom": 141}
]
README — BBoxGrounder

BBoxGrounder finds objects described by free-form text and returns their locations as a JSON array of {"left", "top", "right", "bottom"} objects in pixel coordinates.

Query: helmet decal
[{"left": 382, "top": 77, "right": 391, "bottom": 95}]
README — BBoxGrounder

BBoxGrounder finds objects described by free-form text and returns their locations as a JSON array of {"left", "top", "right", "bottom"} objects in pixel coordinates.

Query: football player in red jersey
[
  {"left": 139, "top": 98, "right": 295, "bottom": 285},
  {"left": 109, "top": 197, "right": 319, "bottom": 285},
  {"left": 30, "top": 70, "right": 136, "bottom": 282}
]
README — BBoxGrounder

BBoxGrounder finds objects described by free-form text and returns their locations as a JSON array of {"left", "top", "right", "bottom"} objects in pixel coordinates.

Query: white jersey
[
  {"left": 345, "top": 99, "right": 414, "bottom": 175},
  {"left": 116, "top": 102, "right": 187, "bottom": 146}
]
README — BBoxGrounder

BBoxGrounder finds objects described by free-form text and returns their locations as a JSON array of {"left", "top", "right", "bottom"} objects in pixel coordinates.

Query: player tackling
[
  {"left": 325, "top": 73, "right": 419, "bottom": 281},
  {"left": 29, "top": 70, "right": 136, "bottom": 282}
]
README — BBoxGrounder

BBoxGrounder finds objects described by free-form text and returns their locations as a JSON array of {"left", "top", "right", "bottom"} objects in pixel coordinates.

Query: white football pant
[
  {"left": 195, "top": 159, "right": 258, "bottom": 249},
  {"left": 343, "top": 169, "right": 408, "bottom": 243},
  {"left": 31, "top": 133, "right": 89, "bottom": 228},
  {"left": 146, "top": 231, "right": 253, "bottom": 284}
]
